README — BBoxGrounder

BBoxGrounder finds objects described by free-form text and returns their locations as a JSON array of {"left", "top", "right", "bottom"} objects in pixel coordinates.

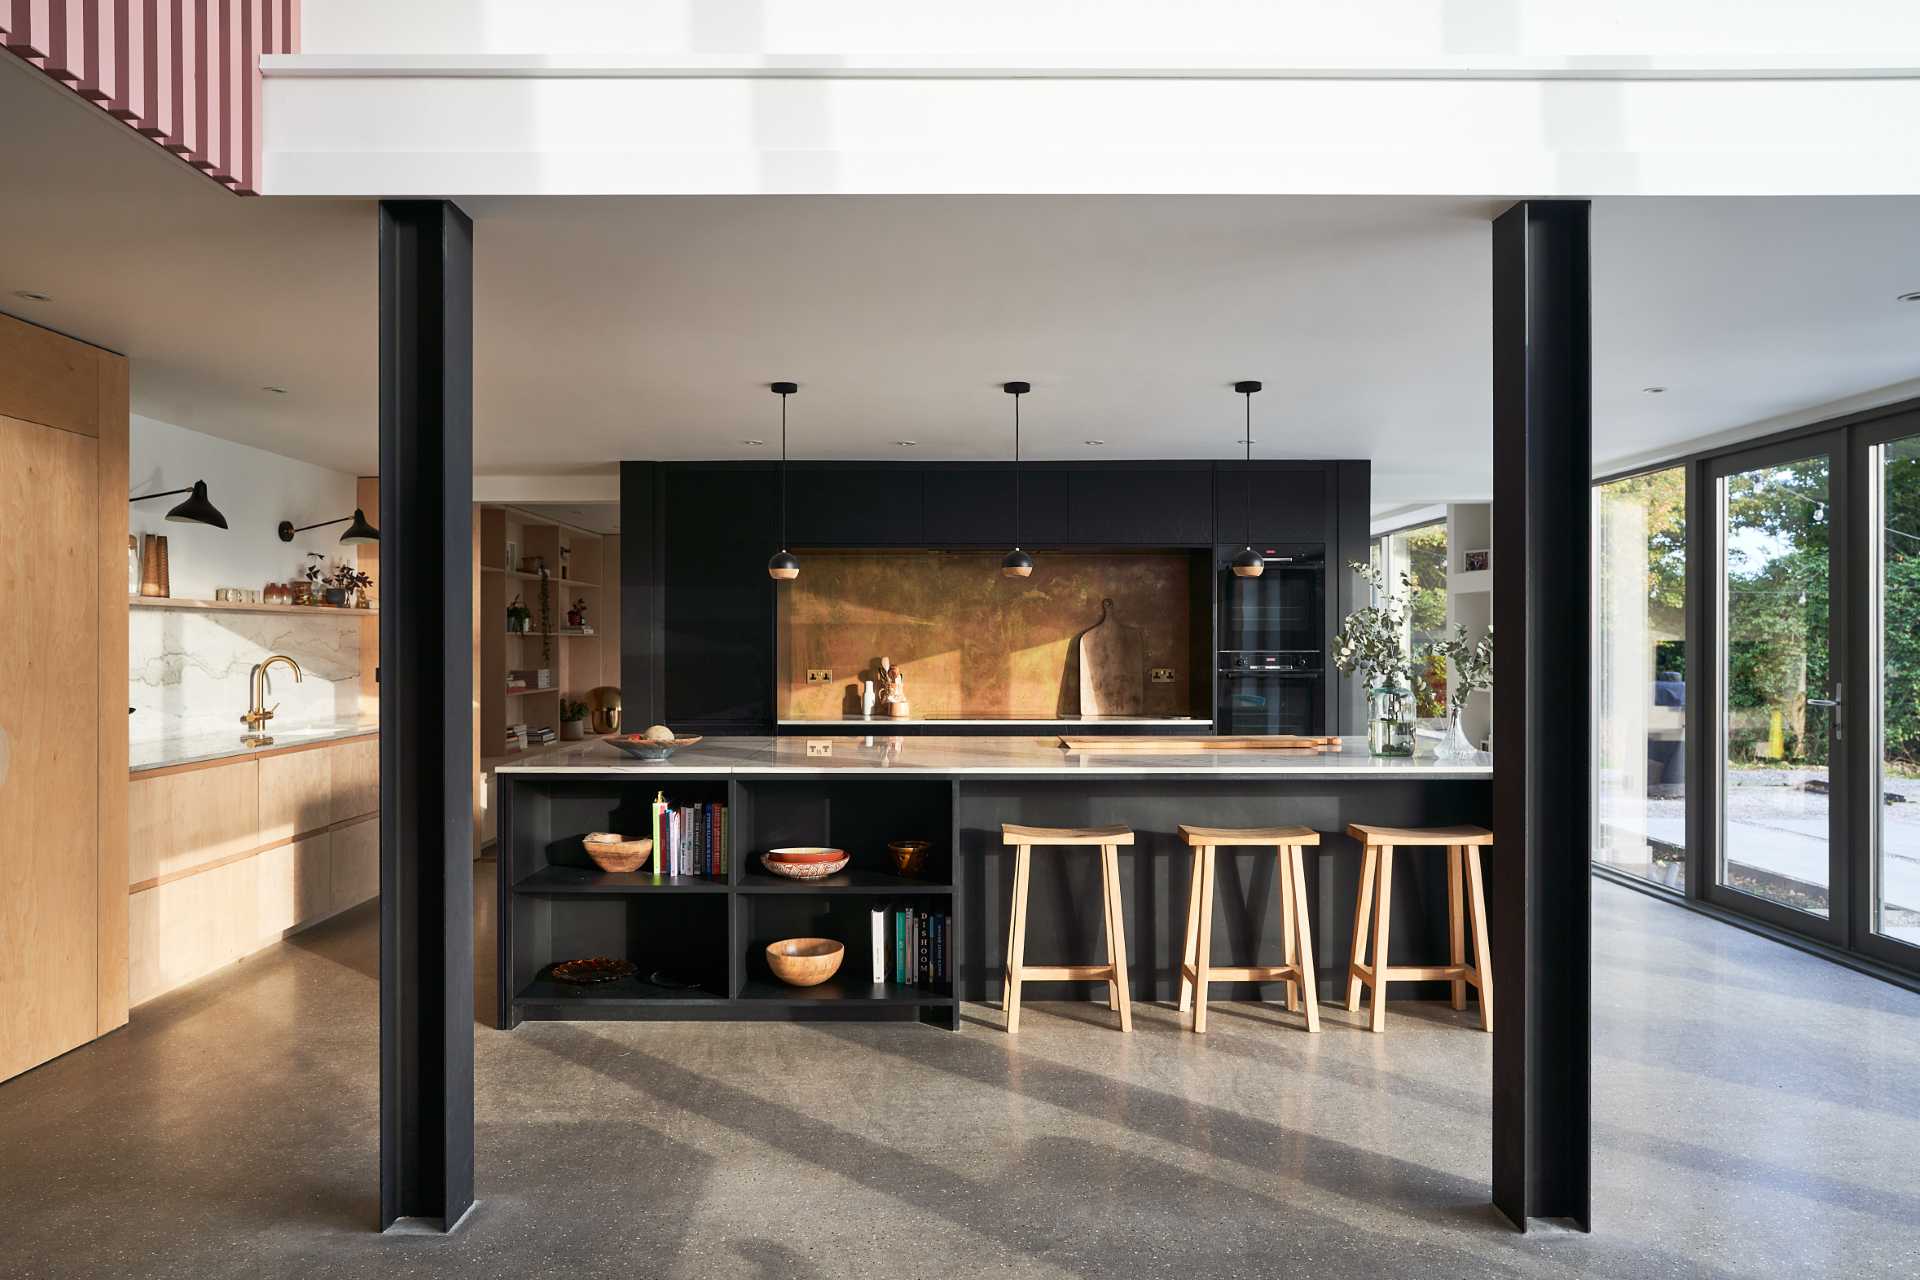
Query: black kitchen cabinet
[
  {"left": 661, "top": 466, "right": 778, "bottom": 727},
  {"left": 922, "top": 467, "right": 1015, "bottom": 545},
  {"left": 784, "top": 465, "right": 924, "bottom": 546},
  {"left": 1066, "top": 466, "right": 1213, "bottom": 545},
  {"left": 1213, "top": 463, "right": 1332, "bottom": 544}
]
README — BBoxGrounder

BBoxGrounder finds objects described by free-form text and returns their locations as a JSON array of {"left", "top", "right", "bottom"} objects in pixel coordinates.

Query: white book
[{"left": 870, "top": 903, "right": 886, "bottom": 983}]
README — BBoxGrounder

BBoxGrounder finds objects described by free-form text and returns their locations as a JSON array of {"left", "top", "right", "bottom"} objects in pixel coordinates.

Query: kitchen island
[{"left": 493, "top": 735, "right": 1492, "bottom": 1030}]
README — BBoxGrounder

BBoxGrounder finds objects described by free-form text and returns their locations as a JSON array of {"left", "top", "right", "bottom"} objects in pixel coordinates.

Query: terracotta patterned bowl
[
  {"left": 761, "top": 847, "right": 850, "bottom": 879},
  {"left": 606, "top": 734, "right": 703, "bottom": 761},
  {"left": 766, "top": 938, "right": 844, "bottom": 987}
]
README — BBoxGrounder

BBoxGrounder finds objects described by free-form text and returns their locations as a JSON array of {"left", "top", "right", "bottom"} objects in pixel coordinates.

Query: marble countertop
[
  {"left": 495, "top": 734, "right": 1491, "bottom": 778},
  {"left": 776, "top": 714, "right": 1213, "bottom": 727},
  {"left": 130, "top": 719, "right": 379, "bottom": 773}
]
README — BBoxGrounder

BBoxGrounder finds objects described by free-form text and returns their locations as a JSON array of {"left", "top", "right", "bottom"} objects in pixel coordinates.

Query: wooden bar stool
[
  {"left": 1344, "top": 824, "right": 1493, "bottom": 1033},
  {"left": 1176, "top": 825, "right": 1320, "bottom": 1033},
  {"left": 1000, "top": 823, "right": 1134, "bottom": 1033}
]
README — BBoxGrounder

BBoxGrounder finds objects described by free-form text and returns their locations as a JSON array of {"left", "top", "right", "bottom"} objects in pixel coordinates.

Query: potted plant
[
  {"left": 1425, "top": 625, "right": 1493, "bottom": 759},
  {"left": 300, "top": 553, "right": 326, "bottom": 606},
  {"left": 560, "top": 699, "right": 589, "bottom": 741},
  {"left": 1333, "top": 561, "right": 1418, "bottom": 756},
  {"left": 327, "top": 562, "right": 373, "bottom": 610}
]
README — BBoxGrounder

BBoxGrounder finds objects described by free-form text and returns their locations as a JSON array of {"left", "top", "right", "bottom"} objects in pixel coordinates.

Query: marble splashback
[
  {"left": 129, "top": 609, "right": 363, "bottom": 746},
  {"left": 777, "top": 552, "right": 1194, "bottom": 719}
]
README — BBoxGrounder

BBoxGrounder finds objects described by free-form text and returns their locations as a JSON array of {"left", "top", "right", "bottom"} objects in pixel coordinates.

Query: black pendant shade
[
  {"left": 767, "top": 381, "right": 799, "bottom": 582},
  {"left": 1001, "top": 381, "right": 1033, "bottom": 579},
  {"left": 278, "top": 507, "right": 380, "bottom": 544},
  {"left": 164, "top": 480, "right": 229, "bottom": 529},
  {"left": 1231, "top": 380, "right": 1265, "bottom": 579},
  {"left": 130, "top": 479, "right": 228, "bottom": 529}
]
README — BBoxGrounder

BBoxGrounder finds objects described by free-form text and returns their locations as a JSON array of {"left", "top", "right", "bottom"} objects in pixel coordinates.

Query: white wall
[
  {"left": 298, "top": 1, "right": 1920, "bottom": 56},
  {"left": 129, "top": 415, "right": 369, "bottom": 745}
]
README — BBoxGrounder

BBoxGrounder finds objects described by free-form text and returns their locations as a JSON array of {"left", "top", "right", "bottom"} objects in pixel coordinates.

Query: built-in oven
[
  {"left": 1219, "top": 545, "right": 1325, "bottom": 655},
  {"left": 1218, "top": 651, "right": 1325, "bottom": 736}
]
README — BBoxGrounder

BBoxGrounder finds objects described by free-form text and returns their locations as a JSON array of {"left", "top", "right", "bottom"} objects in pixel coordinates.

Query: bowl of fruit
[{"left": 606, "top": 724, "right": 703, "bottom": 761}]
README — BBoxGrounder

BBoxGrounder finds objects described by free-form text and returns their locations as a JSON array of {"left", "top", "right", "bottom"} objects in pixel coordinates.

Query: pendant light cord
[
  {"left": 1013, "top": 389, "right": 1022, "bottom": 549},
  {"left": 779, "top": 389, "right": 789, "bottom": 552},
  {"left": 1243, "top": 389, "right": 1254, "bottom": 549}
]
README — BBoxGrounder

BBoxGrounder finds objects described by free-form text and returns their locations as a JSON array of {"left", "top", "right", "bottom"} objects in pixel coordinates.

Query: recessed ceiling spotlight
[
  {"left": 1084, "top": 439, "right": 1106, "bottom": 446},
  {"left": 12, "top": 290, "right": 50, "bottom": 302},
  {"left": 262, "top": 385, "right": 288, "bottom": 394},
  {"left": 1642, "top": 386, "right": 1667, "bottom": 394},
  {"left": 895, "top": 440, "right": 918, "bottom": 447},
  {"left": 742, "top": 439, "right": 765, "bottom": 446}
]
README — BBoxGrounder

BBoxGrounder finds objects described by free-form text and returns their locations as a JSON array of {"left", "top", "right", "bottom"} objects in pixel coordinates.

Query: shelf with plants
[{"left": 497, "top": 775, "right": 960, "bottom": 1028}]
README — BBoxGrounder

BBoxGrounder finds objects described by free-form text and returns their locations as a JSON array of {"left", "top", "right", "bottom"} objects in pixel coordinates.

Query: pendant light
[
  {"left": 1230, "top": 380, "right": 1265, "bottom": 578},
  {"left": 1000, "top": 381, "right": 1035, "bottom": 579},
  {"left": 767, "top": 381, "right": 800, "bottom": 581}
]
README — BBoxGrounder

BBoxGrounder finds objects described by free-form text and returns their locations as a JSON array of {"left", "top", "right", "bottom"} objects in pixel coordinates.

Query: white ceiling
[{"left": 5, "top": 54, "right": 1920, "bottom": 511}]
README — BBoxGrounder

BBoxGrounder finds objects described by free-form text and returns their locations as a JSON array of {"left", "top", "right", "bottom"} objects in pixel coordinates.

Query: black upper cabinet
[
  {"left": 782, "top": 466, "right": 924, "bottom": 546},
  {"left": 1066, "top": 466, "right": 1213, "bottom": 545},
  {"left": 661, "top": 466, "right": 778, "bottom": 726},
  {"left": 1214, "top": 464, "right": 1331, "bottom": 544},
  {"left": 923, "top": 468, "right": 1015, "bottom": 545}
]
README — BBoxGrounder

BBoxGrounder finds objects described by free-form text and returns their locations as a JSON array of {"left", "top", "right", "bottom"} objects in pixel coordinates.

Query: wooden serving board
[{"left": 1057, "top": 735, "right": 1343, "bottom": 753}]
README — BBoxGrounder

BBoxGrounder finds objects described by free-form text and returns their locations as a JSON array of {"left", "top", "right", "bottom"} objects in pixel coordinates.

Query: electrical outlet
[
  {"left": 1151, "top": 667, "right": 1176, "bottom": 684},
  {"left": 807, "top": 668, "right": 833, "bottom": 685},
  {"left": 806, "top": 739, "right": 833, "bottom": 757}
]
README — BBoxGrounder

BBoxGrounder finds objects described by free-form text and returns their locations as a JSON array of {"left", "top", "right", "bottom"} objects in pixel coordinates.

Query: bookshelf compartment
[
  {"left": 739, "top": 779, "right": 954, "bottom": 887},
  {"left": 510, "top": 894, "right": 730, "bottom": 1011},
  {"left": 739, "top": 894, "right": 954, "bottom": 1004}
]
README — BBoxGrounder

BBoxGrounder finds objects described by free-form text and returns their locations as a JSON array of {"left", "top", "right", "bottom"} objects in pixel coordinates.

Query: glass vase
[
  {"left": 1435, "top": 704, "right": 1478, "bottom": 760},
  {"left": 1367, "top": 685, "right": 1415, "bottom": 757}
]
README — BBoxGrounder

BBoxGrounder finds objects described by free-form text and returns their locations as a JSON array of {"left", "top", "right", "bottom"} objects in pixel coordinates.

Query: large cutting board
[
  {"left": 1057, "top": 735, "right": 1343, "bottom": 753},
  {"left": 1077, "top": 599, "right": 1145, "bottom": 716}
]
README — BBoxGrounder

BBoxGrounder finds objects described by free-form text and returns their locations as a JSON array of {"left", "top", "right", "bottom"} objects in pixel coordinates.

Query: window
[
  {"left": 1594, "top": 468, "right": 1687, "bottom": 890},
  {"left": 1375, "top": 521, "right": 1449, "bottom": 716}
]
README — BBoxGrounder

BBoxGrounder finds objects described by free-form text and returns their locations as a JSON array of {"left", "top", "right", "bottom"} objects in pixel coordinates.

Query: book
[
  {"left": 918, "top": 908, "right": 931, "bottom": 986},
  {"left": 870, "top": 903, "right": 886, "bottom": 983}
]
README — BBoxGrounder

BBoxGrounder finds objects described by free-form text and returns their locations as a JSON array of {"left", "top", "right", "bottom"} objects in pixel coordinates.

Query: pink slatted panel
[
  {"left": 5, "top": 0, "right": 296, "bottom": 195},
  {"left": 7, "top": 2, "right": 51, "bottom": 59}
]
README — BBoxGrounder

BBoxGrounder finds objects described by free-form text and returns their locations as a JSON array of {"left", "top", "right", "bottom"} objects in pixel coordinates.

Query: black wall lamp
[
  {"left": 1000, "top": 381, "right": 1035, "bottom": 579},
  {"left": 279, "top": 509, "right": 379, "bottom": 544},
  {"left": 130, "top": 479, "right": 228, "bottom": 529},
  {"left": 767, "top": 381, "right": 800, "bottom": 581}
]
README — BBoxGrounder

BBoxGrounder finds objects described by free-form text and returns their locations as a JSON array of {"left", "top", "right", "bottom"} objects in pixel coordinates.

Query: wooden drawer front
[
  {"left": 331, "top": 819, "right": 380, "bottom": 913},
  {"left": 259, "top": 748, "right": 334, "bottom": 844},
  {"left": 330, "top": 738, "right": 379, "bottom": 824},
  {"left": 255, "top": 837, "right": 331, "bottom": 942},
  {"left": 127, "top": 760, "right": 260, "bottom": 887},
  {"left": 128, "top": 856, "right": 261, "bottom": 1006}
]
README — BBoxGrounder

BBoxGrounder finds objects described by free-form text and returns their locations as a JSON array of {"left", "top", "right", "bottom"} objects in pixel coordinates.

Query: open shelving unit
[{"left": 496, "top": 775, "right": 959, "bottom": 1029}]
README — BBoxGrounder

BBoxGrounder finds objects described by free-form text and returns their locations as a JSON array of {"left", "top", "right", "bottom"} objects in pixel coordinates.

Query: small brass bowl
[{"left": 887, "top": 839, "right": 930, "bottom": 877}]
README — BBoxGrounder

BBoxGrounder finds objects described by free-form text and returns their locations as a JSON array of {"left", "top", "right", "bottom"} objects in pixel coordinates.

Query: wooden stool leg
[
  {"left": 1465, "top": 845, "right": 1494, "bottom": 1034},
  {"left": 1346, "top": 843, "right": 1378, "bottom": 1012},
  {"left": 1278, "top": 846, "right": 1299, "bottom": 1013},
  {"left": 1100, "top": 846, "right": 1120, "bottom": 1013},
  {"left": 1191, "top": 847, "right": 1214, "bottom": 1033},
  {"left": 1104, "top": 843, "right": 1133, "bottom": 1032},
  {"left": 1447, "top": 844, "right": 1466, "bottom": 1012},
  {"left": 1004, "top": 847, "right": 1032, "bottom": 1033},
  {"left": 1286, "top": 844, "right": 1321, "bottom": 1033},
  {"left": 1177, "top": 844, "right": 1203, "bottom": 1012},
  {"left": 1368, "top": 846, "right": 1395, "bottom": 1034}
]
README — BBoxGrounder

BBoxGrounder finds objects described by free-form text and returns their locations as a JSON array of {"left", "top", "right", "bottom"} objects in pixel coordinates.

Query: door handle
[{"left": 1807, "top": 682, "right": 1841, "bottom": 739}]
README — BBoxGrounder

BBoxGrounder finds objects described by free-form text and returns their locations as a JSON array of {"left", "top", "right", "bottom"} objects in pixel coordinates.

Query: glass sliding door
[
  {"left": 1594, "top": 469, "right": 1688, "bottom": 890},
  {"left": 1710, "top": 439, "right": 1847, "bottom": 943},
  {"left": 1861, "top": 420, "right": 1920, "bottom": 965}
]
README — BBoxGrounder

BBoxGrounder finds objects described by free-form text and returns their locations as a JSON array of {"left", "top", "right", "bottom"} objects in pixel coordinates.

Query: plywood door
[{"left": 0, "top": 415, "right": 101, "bottom": 1080}]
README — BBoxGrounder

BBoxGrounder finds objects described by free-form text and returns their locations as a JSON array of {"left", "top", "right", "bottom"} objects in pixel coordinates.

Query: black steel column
[
  {"left": 1491, "top": 200, "right": 1592, "bottom": 1231},
  {"left": 378, "top": 200, "right": 475, "bottom": 1232}
]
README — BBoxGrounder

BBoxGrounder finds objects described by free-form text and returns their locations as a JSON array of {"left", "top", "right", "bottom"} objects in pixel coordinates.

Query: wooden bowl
[
  {"left": 766, "top": 938, "right": 844, "bottom": 987},
  {"left": 582, "top": 835, "right": 652, "bottom": 874},
  {"left": 761, "top": 847, "right": 850, "bottom": 879},
  {"left": 887, "top": 840, "right": 930, "bottom": 877}
]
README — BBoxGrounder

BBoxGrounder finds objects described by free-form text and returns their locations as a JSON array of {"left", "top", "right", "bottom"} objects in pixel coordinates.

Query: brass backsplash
[{"left": 777, "top": 552, "right": 1193, "bottom": 719}]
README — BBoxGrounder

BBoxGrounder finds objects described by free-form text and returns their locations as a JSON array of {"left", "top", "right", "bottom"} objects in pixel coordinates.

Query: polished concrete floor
[{"left": 3, "top": 871, "right": 1917, "bottom": 1279}]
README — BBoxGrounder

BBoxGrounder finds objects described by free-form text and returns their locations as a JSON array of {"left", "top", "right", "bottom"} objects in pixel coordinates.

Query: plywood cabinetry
[{"left": 127, "top": 735, "right": 380, "bottom": 1006}]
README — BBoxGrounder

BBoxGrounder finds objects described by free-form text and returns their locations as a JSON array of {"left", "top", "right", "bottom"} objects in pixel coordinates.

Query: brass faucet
[{"left": 242, "top": 654, "right": 303, "bottom": 745}]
